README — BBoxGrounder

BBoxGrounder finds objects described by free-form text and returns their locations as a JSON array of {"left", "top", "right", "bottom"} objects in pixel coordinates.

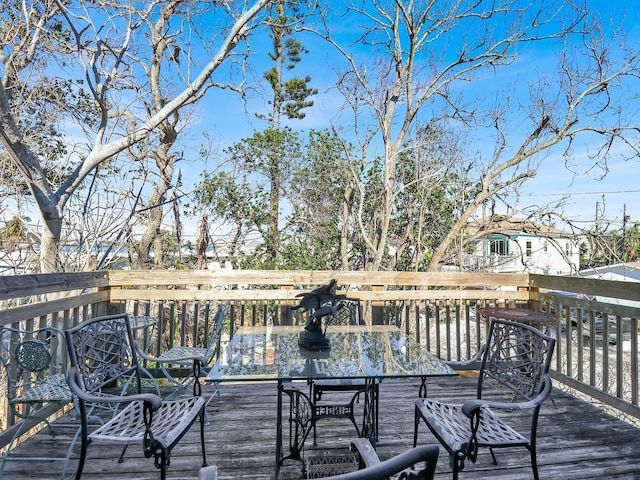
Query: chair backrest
[
  {"left": 1, "top": 325, "right": 69, "bottom": 402},
  {"left": 314, "top": 297, "right": 362, "bottom": 327},
  {"left": 202, "top": 302, "right": 230, "bottom": 364},
  {"left": 65, "top": 313, "right": 140, "bottom": 395},
  {"left": 336, "top": 298, "right": 363, "bottom": 326},
  {"left": 479, "top": 319, "right": 556, "bottom": 401}
]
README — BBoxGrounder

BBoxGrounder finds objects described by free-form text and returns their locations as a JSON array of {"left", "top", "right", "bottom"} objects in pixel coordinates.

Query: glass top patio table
[
  {"left": 206, "top": 324, "right": 455, "bottom": 479},
  {"left": 206, "top": 324, "right": 456, "bottom": 383}
]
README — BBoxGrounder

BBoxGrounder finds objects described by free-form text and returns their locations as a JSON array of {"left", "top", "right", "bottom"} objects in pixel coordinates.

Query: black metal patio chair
[
  {"left": 138, "top": 302, "right": 229, "bottom": 409},
  {"left": 294, "top": 290, "right": 379, "bottom": 445},
  {"left": 305, "top": 296, "right": 379, "bottom": 445},
  {"left": 0, "top": 325, "right": 77, "bottom": 478},
  {"left": 279, "top": 299, "right": 378, "bottom": 472},
  {"left": 65, "top": 313, "right": 207, "bottom": 480},
  {"left": 413, "top": 318, "right": 556, "bottom": 480}
]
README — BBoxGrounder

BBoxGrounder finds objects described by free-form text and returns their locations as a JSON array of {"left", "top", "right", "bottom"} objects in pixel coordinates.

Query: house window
[
  {"left": 543, "top": 241, "right": 548, "bottom": 252},
  {"left": 489, "top": 238, "right": 507, "bottom": 255},
  {"left": 526, "top": 241, "right": 532, "bottom": 257},
  {"left": 565, "top": 242, "right": 572, "bottom": 256}
]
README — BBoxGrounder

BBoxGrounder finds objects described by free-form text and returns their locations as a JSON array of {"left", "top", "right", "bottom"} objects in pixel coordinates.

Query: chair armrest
[
  {"left": 462, "top": 375, "right": 553, "bottom": 417},
  {"left": 135, "top": 341, "right": 207, "bottom": 365},
  {"left": 446, "top": 345, "right": 485, "bottom": 370},
  {"left": 350, "top": 438, "right": 380, "bottom": 467},
  {"left": 67, "top": 366, "right": 163, "bottom": 410},
  {"left": 324, "top": 445, "right": 440, "bottom": 480}
]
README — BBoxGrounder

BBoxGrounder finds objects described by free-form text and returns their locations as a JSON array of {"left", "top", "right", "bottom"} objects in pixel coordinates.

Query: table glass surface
[{"left": 206, "top": 325, "right": 455, "bottom": 383}]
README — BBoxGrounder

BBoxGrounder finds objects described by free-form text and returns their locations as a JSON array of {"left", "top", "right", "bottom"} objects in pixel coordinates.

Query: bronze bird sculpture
[{"left": 292, "top": 279, "right": 339, "bottom": 311}]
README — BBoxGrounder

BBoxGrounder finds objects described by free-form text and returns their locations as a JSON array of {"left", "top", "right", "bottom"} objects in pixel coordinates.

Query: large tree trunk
[
  {"left": 136, "top": 155, "right": 173, "bottom": 268},
  {"left": 39, "top": 212, "right": 63, "bottom": 274}
]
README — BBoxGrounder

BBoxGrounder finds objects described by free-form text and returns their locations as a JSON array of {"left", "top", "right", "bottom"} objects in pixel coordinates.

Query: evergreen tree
[{"left": 257, "top": 0, "right": 317, "bottom": 264}]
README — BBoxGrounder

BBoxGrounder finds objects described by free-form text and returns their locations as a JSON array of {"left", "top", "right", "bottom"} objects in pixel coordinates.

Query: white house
[{"left": 462, "top": 216, "right": 581, "bottom": 275}]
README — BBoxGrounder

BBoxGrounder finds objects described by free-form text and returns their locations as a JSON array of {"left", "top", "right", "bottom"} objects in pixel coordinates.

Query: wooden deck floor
[{"left": 2, "top": 376, "right": 640, "bottom": 479}]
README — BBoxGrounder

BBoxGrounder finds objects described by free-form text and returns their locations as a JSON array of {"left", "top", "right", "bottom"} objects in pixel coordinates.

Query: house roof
[{"left": 578, "top": 262, "right": 640, "bottom": 282}]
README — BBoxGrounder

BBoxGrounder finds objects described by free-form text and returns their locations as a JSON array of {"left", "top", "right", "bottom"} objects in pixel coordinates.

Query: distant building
[
  {"left": 577, "top": 262, "right": 640, "bottom": 311},
  {"left": 462, "top": 216, "right": 580, "bottom": 275},
  {"left": 578, "top": 262, "right": 640, "bottom": 282}
]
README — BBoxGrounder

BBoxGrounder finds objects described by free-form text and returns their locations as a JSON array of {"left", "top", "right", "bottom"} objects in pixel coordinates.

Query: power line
[{"left": 527, "top": 189, "right": 640, "bottom": 197}]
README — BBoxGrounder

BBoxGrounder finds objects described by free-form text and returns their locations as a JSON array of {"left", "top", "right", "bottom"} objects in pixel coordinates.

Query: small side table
[{"left": 477, "top": 307, "right": 557, "bottom": 332}]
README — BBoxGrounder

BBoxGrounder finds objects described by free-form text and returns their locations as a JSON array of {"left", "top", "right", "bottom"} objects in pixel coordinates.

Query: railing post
[
  {"left": 281, "top": 284, "right": 293, "bottom": 326},
  {"left": 372, "top": 285, "right": 384, "bottom": 325},
  {"left": 522, "top": 284, "right": 535, "bottom": 310},
  {"left": 103, "top": 284, "right": 120, "bottom": 317}
]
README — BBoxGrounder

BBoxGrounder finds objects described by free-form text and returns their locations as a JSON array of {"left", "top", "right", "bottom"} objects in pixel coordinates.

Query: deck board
[{"left": 2, "top": 376, "right": 640, "bottom": 479}]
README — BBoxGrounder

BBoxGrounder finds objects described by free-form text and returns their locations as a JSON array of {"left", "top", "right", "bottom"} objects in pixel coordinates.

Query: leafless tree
[
  {"left": 0, "top": 0, "right": 272, "bottom": 273},
  {"left": 309, "top": 0, "right": 640, "bottom": 271}
]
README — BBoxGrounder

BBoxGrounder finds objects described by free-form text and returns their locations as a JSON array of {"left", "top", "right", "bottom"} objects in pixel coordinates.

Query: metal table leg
[
  {"left": 277, "top": 381, "right": 314, "bottom": 477},
  {"left": 276, "top": 380, "right": 283, "bottom": 479},
  {"left": 418, "top": 375, "right": 428, "bottom": 398},
  {"left": 359, "top": 378, "right": 379, "bottom": 446}
]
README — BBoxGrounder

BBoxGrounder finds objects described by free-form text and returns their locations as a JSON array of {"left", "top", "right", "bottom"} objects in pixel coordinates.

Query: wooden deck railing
[{"left": 1, "top": 270, "right": 639, "bottom": 451}]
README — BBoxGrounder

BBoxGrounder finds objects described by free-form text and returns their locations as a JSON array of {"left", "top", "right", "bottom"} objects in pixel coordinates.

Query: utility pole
[
  {"left": 623, "top": 203, "right": 630, "bottom": 262},
  {"left": 594, "top": 200, "right": 600, "bottom": 265},
  {"left": 482, "top": 202, "right": 486, "bottom": 272}
]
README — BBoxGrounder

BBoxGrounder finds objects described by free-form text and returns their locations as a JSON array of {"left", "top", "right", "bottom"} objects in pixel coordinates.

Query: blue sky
[
  {"left": 508, "top": 0, "right": 640, "bottom": 229},
  {"left": 180, "top": 0, "right": 640, "bottom": 235}
]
